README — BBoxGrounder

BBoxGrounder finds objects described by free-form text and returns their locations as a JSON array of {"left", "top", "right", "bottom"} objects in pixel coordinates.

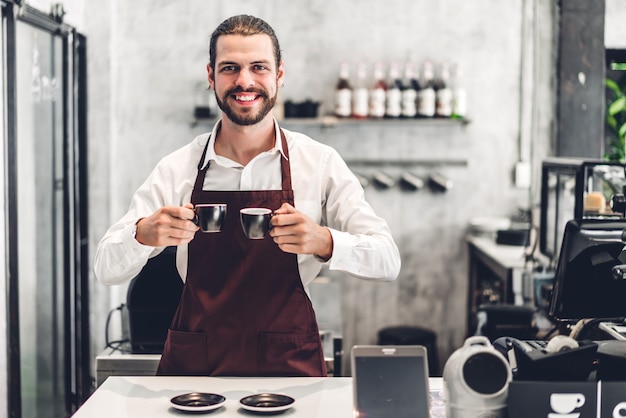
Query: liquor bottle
[
  {"left": 385, "top": 62, "right": 402, "bottom": 118},
  {"left": 368, "top": 62, "right": 387, "bottom": 118},
  {"left": 417, "top": 61, "right": 436, "bottom": 118},
  {"left": 401, "top": 61, "right": 419, "bottom": 118},
  {"left": 352, "top": 62, "right": 369, "bottom": 119},
  {"left": 435, "top": 62, "right": 453, "bottom": 118},
  {"left": 334, "top": 63, "right": 352, "bottom": 118},
  {"left": 451, "top": 62, "right": 467, "bottom": 120}
]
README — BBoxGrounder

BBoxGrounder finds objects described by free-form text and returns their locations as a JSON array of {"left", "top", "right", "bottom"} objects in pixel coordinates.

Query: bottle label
[
  {"left": 436, "top": 88, "right": 453, "bottom": 117},
  {"left": 369, "top": 88, "right": 386, "bottom": 118},
  {"left": 352, "top": 88, "right": 369, "bottom": 118},
  {"left": 335, "top": 89, "right": 352, "bottom": 117},
  {"left": 401, "top": 89, "right": 417, "bottom": 117},
  {"left": 418, "top": 88, "right": 436, "bottom": 117},
  {"left": 453, "top": 89, "right": 467, "bottom": 118},
  {"left": 386, "top": 88, "right": 402, "bottom": 117}
]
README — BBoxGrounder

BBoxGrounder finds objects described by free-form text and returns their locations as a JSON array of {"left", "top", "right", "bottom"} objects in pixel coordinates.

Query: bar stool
[{"left": 377, "top": 326, "right": 440, "bottom": 376}]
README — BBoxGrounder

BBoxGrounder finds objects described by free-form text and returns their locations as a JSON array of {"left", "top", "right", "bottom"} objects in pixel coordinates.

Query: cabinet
[
  {"left": 466, "top": 236, "right": 527, "bottom": 336},
  {"left": 95, "top": 348, "right": 160, "bottom": 387}
]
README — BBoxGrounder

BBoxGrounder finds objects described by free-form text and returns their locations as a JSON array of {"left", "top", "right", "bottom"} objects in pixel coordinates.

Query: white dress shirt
[{"left": 94, "top": 119, "right": 401, "bottom": 290}]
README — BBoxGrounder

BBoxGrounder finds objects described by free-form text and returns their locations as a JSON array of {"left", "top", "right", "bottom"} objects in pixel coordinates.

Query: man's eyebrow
[
  {"left": 217, "top": 59, "right": 272, "bottom": 67},
  {"left": 217, "top": 61, "right": 239, "bottom": 68}
]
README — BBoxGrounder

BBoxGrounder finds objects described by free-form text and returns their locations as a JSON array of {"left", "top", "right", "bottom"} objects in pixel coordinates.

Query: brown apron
[{"left": 157, "top": 129, "right": 327, "bottom": 377}]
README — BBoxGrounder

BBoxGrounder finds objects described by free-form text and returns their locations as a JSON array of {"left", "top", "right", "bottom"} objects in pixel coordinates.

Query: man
[{"left": 94, "top": 14, "right": 400, "bottom": 377}]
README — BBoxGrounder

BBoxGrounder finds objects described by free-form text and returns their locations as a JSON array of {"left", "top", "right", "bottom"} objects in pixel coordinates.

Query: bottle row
[{"left": 334, "top": 61, "right": 467, "bottom": 121}]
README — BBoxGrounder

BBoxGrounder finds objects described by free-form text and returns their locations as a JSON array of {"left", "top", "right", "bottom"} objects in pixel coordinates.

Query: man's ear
[
  {"left": 277, "top": 59, "right": 285, "bottom": 87},
  {"left": 207, "top": 63, "right": 215, "bottom": 90}
]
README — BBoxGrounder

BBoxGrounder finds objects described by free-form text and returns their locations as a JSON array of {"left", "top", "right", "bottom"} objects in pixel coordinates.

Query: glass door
[
  {"left": 0, "top": 3, "right": 9, "bottom": 413},
  {"left": 3, "top": 2, "right": 90, "bottom": 417},
  {"left": 15, "top": 19, "right": 66, "bottom": 418}
]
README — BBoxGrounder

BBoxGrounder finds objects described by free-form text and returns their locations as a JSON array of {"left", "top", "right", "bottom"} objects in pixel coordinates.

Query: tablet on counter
[{"left": 351, "top": 345, "right": 431, "bottom": 418}]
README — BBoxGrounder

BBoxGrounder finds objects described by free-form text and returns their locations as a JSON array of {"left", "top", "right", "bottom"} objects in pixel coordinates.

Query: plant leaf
[
  {"left": 608, "top": 96, "right": 626, "bottom": 116},
  {"left": 619, "top": 122, "right": 626, "bottom": 139},
  {"left": 607, "top": 115, "right": 617, "bottom": 130},
  {"left": 606, "top": 78, "right": 622, "bottom": 96}
]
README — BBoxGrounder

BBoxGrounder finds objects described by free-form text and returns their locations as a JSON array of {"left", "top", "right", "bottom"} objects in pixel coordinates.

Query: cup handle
[{"left": 192, "top": 214, "right": 199, "bottom": 226}]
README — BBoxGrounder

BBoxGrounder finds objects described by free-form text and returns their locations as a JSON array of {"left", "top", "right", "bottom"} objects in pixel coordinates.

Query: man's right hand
[{"left": 134, "top": 204, "right": 198, "bottom": 246}]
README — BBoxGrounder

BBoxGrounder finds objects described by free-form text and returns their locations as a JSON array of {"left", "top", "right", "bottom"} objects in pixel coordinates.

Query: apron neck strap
[
  {"left": 194, "top": 127, "right": 292, "bottom": 192},
  {"left": 278, "top": 128, "right": 292, "bottom": 191}
]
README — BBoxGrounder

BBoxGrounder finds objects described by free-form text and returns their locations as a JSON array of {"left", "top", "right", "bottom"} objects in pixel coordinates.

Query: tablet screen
[{"left": 354, "top": 351, "right": 430, "bottom": 418}]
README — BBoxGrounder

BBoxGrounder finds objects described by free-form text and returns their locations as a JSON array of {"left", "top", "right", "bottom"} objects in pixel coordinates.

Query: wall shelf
[
  {"left": 190, "top": 115, "right": 470, "bottom": 169},
  {"left": 344, "top": 158, "right": 468, "bottom": 167},
  {"left": 191, "top": 115, "right": 470, "bottom": 129},
  {"left": 281, "top": 116, "right": 470, "bottom": 128}
]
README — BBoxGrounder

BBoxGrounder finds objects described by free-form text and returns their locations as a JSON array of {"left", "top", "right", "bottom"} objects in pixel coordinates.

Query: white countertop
[
  {"left": 467, "top": 236, "right": 527, "bottom": 270},
  {"left": 72, "top": 375, "right": 444, "bottom": 417}
]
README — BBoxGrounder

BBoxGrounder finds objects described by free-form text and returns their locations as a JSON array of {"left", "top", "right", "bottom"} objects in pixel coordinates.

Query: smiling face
[{"left": 208, "top": 34, "right": 284, "bottom": 126}]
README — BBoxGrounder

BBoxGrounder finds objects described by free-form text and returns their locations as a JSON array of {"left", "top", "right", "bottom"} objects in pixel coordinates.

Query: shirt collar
[{"left": 200, "top": 118, "right": 287, "bottom": 170}]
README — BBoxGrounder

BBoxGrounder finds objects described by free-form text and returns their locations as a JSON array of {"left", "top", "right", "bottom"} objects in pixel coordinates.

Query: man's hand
[
  {"left": 270, "top": 202, "right": 333, "bottom": 260},
  {"left": 135, "top": 203, "right": 198, "bottom": 246}
]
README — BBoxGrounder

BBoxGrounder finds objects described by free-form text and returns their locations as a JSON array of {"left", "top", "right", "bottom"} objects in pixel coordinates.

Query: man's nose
[{"left": 235, "top": 69, "right": 254, "bottom": 88}]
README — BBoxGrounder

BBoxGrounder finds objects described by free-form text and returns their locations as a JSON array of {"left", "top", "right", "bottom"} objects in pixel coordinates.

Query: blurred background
[{"left": 2, "top": 0, "right": 625, "bottom": 416}]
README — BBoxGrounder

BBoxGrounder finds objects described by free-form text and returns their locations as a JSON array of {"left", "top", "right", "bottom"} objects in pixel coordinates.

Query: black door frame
[{"left": 2, "top": 1, "right": 90, "bottom": 416}]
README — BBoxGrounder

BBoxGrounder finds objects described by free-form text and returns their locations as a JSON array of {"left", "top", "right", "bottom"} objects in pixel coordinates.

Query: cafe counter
[{"left": 72, "top": 375, "right": 445, "bottom": 417}]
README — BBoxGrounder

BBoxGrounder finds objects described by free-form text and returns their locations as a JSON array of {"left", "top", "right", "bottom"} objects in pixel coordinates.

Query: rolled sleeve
[
  {"left": 316, "top": 145, "right": 401, "bottom": 282},
  {"left": 94, "top": 223, "right": 161, "bottom": 285},
  {"left": 326, "top": 228, "right": 401, "bottom": 282}
]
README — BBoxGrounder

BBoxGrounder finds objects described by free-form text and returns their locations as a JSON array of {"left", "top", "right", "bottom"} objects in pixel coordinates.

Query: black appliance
[
  {"left": 539, "top": 158, "right": 626, "bottom": 267},
  {"left": 126, "top": 246, "right": 183, "bottom": 354},
  {"left": 549, "top": 218, "right": 626, "bottom": 323}
]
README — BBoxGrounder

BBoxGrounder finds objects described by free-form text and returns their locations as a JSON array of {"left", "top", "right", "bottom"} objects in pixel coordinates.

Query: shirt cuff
[
  {"left": 126, "top": 223, "right": 154, "bottom": 256},
  {"left": 324, "top": 228, "right": 351, "bottom": 269}
]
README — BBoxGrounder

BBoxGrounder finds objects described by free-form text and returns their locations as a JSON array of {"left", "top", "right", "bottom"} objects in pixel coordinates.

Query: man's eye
[
  {"left": 222, "top": 66, "right": 237, "bottom": 72},
  {"left": 254, "top": 65, "right": 268, "bottom": 71}
]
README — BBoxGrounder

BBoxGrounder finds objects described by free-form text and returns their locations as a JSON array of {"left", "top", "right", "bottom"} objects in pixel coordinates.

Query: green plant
[{"left": 604, "top": 73, "right": 626, "bottom": 162}]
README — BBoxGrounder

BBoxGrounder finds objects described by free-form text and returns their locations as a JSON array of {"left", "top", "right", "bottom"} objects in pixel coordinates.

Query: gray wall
[
  {"left": 84, "top": 0, "right": 557, "bottom": 373},
  {"left": 606, "top": 0, "right": 626, "bottom": 48}
]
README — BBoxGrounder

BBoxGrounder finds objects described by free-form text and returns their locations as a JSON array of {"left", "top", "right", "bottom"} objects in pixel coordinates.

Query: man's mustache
[{"left": 225, "top": 87, "right": 268, "bottom": 98}]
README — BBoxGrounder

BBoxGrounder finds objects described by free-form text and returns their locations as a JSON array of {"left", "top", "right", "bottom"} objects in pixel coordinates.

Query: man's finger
[{"left": 273, "top": 202, "right": 296, "bottom": 215}]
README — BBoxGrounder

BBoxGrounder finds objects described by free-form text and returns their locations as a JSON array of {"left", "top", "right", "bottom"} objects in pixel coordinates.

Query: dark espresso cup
[
  {"left": 194, "top": 203, "right": 226, "bottom": 233},
  {"left": 240, "top": 208, "right": 273, "bottom": 239}
]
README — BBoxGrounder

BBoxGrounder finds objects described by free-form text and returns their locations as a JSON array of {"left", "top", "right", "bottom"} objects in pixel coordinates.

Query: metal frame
[
  {"left": 3, "top": 3, "right": 21, "bottom": 417},
  {"left": 1, "top": 1, "right": 90, "bottom": 416},
  {"left": 539, "top": 157, "right": 626, "bottom": 264}
]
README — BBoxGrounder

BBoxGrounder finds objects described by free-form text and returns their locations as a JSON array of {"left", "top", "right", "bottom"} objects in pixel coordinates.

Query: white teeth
[{"left": 235, "top": 95, "right": 256, "bottom": 101}]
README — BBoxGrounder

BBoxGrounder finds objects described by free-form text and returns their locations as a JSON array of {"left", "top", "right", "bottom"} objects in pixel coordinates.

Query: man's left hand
[{"left": 270, "top": 202, "right": 333, "bottom": 260}]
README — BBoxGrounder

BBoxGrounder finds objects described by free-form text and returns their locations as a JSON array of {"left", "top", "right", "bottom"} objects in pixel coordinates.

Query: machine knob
[
  {"left": 612, "top": 264, "right": 626, "bottom": 280},
  {"left": 610, "top": 193, "right": 626, "bottom": 216}
]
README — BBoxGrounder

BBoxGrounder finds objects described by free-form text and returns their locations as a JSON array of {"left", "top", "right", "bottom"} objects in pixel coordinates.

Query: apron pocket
[
  {"left": 160, "top": 329, "right": 210, "bottom": 375},
  {"left": 258, "top": 332, "right": 324, "bottom": 377}
]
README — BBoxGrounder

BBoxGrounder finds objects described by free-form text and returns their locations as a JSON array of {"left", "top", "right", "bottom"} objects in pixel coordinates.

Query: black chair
[
  {"left": 126, "top": 246, "right": 183, "bottom": 354},
  {"left": 377, "top": 326, "right": 440, "bottom": 376},
  {"left": 474, "top": 304, "right": 537, "bottom": 342}
]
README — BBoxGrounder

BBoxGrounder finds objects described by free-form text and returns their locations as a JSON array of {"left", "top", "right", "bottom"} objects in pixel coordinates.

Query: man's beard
[{"left": 215, "top": 86, "right": 277, "bottom": 126}]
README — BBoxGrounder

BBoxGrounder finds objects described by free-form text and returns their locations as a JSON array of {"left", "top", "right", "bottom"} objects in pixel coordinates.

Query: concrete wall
[
  {"left": 606, "top": 0, "right": 626, "bottom": 48},
  {"left": 83, "top": 0, "right": 557, "bottom": 374}
]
